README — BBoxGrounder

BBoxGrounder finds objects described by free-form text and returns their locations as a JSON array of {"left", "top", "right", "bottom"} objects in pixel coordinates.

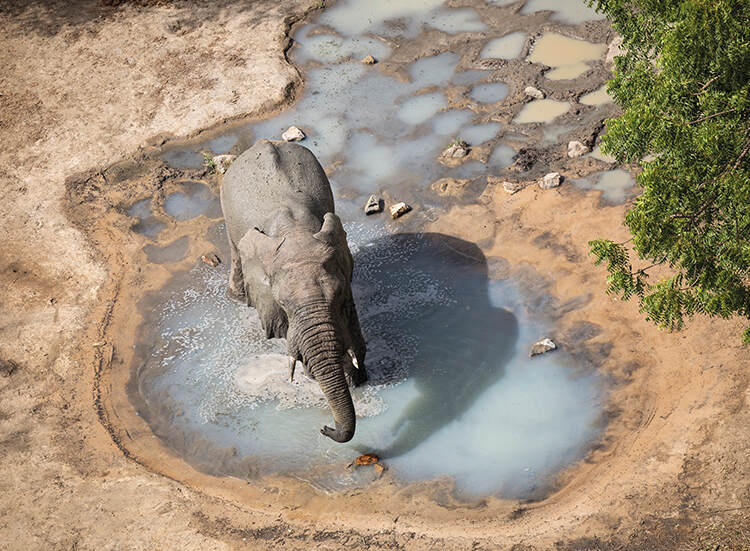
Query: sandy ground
[{"left": 1, "top": 1, "right": 749, "bottom": 550}]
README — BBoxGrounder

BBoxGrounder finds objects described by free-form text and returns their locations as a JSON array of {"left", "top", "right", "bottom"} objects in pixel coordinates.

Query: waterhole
[
  {"left": 527, "top": 33, "right": 606, "bottom": 80},
  {"left": 134, "top": 226, "right": 602, "bottom": 499},
  {"left": 132, "top": 0, "right": 619, "bottom": 499}
]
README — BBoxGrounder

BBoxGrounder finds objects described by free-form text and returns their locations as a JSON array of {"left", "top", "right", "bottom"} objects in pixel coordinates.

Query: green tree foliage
[{"left": 587, "top": 0, "right": 750, "bottom": 342}]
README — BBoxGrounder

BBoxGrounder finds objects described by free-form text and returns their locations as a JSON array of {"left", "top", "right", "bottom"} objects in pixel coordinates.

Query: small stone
[
  {"left": 524, "top": 86, "right": 545, "bottom": 99},
  {"left": 441, "top": 141, "right": 469, "bottom": 159},
  {"left": 355, "top": 453, "right": 379, "bottom": 466},
  {"left": 282, "top": 125, "right": 305, "bottom": 142},
  {"left": 201, "top": 253, "right": 221, "bottom": 267},
  {"left": 212, "top": 154, "right": 236, "bottom": 174},
  {"left": 567, "top": 140, "right": 589, "bottom": 158},
  {"left": 364, "top": 194, "right": 382, "bottom": 215},
  {"left": 530, "top": 338, "right": 557, "bottom": 357},
  {"left": 374, "top": 463, "right": 386, "bottom": 477},
  {"left": 502, "top": 181, "right": 525, "bottom": 195},
  {"left": 390, "top": 202, "right": 412, "bottom": 219},
  {"left": 538, "top": 172, "right": 562, "bottom": 189},
  {"left": 92, "top": 341, "right": 107, "bottom": 348},
  {"left": 361, "top": 55, "right": 377, "bottom": 65}
]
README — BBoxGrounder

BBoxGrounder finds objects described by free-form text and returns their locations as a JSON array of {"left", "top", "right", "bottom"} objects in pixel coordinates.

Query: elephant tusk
[
  {"left": 347, "top": 348, "right": 359, "bottom": 369},
  {"left": 289, "top": 356, "right": 296, "bottom": 382}
]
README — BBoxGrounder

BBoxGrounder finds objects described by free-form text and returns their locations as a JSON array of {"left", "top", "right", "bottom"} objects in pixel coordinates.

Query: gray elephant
[{"left": 220, "top": 139, "right": 367, "bottom": 443}]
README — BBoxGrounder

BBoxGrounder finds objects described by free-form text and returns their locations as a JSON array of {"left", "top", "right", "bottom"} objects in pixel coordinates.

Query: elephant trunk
[{"left": 295, "top": 303, "right": 355, "bottom": 443}]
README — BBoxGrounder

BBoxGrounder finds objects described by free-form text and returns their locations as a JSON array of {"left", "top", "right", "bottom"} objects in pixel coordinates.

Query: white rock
[
  {"left": 567, "top": 140, "right": 589, "bottom": 158},
  {"left": 502, "top": 181, "right": 524, "bottom": 195},
  {"left": 212, "top": 154, "right": 236, "bottom": 174},
  {"left": 524, "top": 86, "right": 545, "bottom": 99},
  {"left": 282, "top": 125, "right": 305, "bottom": 142},
  {"left": 441, "top": 142, "right": 469, "bottom": 159},
  {"left": 364, "top": 194, "right": 382, "bottom": 215},
  {"left": 530, "top": 338, "right": 557, "bottom": 357},
  {"left": 389, "top": 202, "right": 412, "bottom": 219},
  {"left": 538, "top": 172, "right": 561, "bottom": 189}
]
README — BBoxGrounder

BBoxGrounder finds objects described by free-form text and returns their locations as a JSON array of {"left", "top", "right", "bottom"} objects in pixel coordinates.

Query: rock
[
  {"left": 502, "top": 181, "right": 525, "bottom": 195},
  {"left": 364, "top": 194, "right": 382, "bottom": 215},
  {"left": 524, "top": 86, "right": 545, "bottom": 99},
  {"left": 201, "top": 253, "right": 221, "bottom": 267},
  {"left": 355, "top": 453, "right": 379, "bottom": 466},
  {"left": 389, "top": 202, "right": 412, "bottom": 219},
  {"left": 282, "top": 125, "right": 305, "bottom": 142},
  {"left": 530, "top": 338, "right": 557, "bottom": 357},
  {"left": 441, "top": 140, "right": 469, "bottom": 159},
  {"left": 567, "top": 140, "right": 589, "bottom": 158},
  {"left": 92, "top": 341, "right": 106, "bottom": 347},
  {"left": 538, "top": 172, "right": 562, "bottom": 189},
  {"left": 374, "top": 463, "right": 386, "bottom": 477},
  {"left": 361, "top": 54, "right": 377, "bottom": 65},
  {"left": 212, "top": 154, "right": 236, "bottom": 174}
]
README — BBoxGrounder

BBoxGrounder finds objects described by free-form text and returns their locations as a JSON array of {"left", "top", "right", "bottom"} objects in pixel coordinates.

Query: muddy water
[
  {"left": 527, "top": 32, "right": 606, "bottom": 80},
  {"left": 131, "top": 0, "right": 621, "bottom": 499}
]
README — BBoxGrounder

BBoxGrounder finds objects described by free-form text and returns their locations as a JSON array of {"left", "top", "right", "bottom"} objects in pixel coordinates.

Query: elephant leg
[{"left": 227, "top": 236, "right": 247, "bottom": 303}]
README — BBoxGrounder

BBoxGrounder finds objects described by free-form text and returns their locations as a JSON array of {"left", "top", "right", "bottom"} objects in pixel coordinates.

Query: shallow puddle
[
  {"left": 164, "top": 181, "right": 222, "bottom": 221},
  {"left": 128, "top": 198, "right": 166, "bottom": 239},
  {"left": 514, "top": 99, "right": 571, "bottom": 123},
  {"left": 134, "top": 229, "right": 602, "bottom": 498},
  {"left": 397, "top": 92, "right": 448, "bottom": 125},
  {"left": 527, "top": 32, "right": 606, "bottom": 80},
  {"left": 461, "top": 122, "right": 502, "bottom": 145},
  {"left": 481, "top": 32, "right": 526, "bottom": 59},
  {"left": 572, "top": 169, "right": 634, "bottom": 204},
  {"left": 580, "top": 85, "right": 612, "bottom": 106},
  {"left": 488, "top": 144, "right": 516, "bottom": 168},
  {"left": 469, "top": 82, "right": 509, "bottom": 103}
]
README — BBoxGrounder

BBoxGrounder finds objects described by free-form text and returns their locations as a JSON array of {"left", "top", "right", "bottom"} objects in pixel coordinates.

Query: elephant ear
[
  {"left": 314, "top": 212, "right": 353, "bottom": 280},
  {"left": 238, "top": 227, "right": 284, "bottom": 274}
]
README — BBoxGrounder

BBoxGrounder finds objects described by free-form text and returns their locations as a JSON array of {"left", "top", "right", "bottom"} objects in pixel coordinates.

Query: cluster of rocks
[
  {"left": 499, "top": 171, "right": 563, "bottom": 195},
  {"left": 441, "top": 140, "right": 470, "bottom": 159},
  {"left": 363, "top": 194, "right": 411, "bottom": 219}
]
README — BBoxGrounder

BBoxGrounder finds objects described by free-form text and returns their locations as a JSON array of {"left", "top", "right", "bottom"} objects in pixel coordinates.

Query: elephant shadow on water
[{"left": 350, "top": 232, "right": 519, "bottom": 459}]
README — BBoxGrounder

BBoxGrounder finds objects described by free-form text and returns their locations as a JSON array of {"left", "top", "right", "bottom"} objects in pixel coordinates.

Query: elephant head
[{"left": 239, "top": 211, "right": 366, "bottom": 443}]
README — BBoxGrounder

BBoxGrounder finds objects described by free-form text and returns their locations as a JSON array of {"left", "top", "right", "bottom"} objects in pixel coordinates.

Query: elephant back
[{"left": 221, "top": 139, "right": 335, "bottom": 243}]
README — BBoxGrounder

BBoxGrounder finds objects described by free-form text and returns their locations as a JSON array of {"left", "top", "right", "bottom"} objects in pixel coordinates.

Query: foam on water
[
  {"left": 469, "top": 82, "right": 509, "bottom": 103},
  {"left": 481, "top": 32, "right": 526, "bottom": 59},
  {"left": 514, "top": 99, "right": 570, "bottom": 123},
  {"left": 527, "top": 33, "right": 605, "bottom": 80},
  {"left": 136, "top": 229, "right": 602, "bottom": 498},
  {"left": 572, "top": 169, "right": 634, "bottom": 204}
]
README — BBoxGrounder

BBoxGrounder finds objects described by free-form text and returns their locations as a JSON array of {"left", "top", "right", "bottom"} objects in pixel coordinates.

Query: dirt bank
[{"left": 1, "top": 1, "right": 748, "bottom": 550}]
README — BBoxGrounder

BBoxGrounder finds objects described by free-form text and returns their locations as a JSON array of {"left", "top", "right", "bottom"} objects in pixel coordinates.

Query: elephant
[{"left": 220, "top": 139, "right": 367, "bottom": 443}]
